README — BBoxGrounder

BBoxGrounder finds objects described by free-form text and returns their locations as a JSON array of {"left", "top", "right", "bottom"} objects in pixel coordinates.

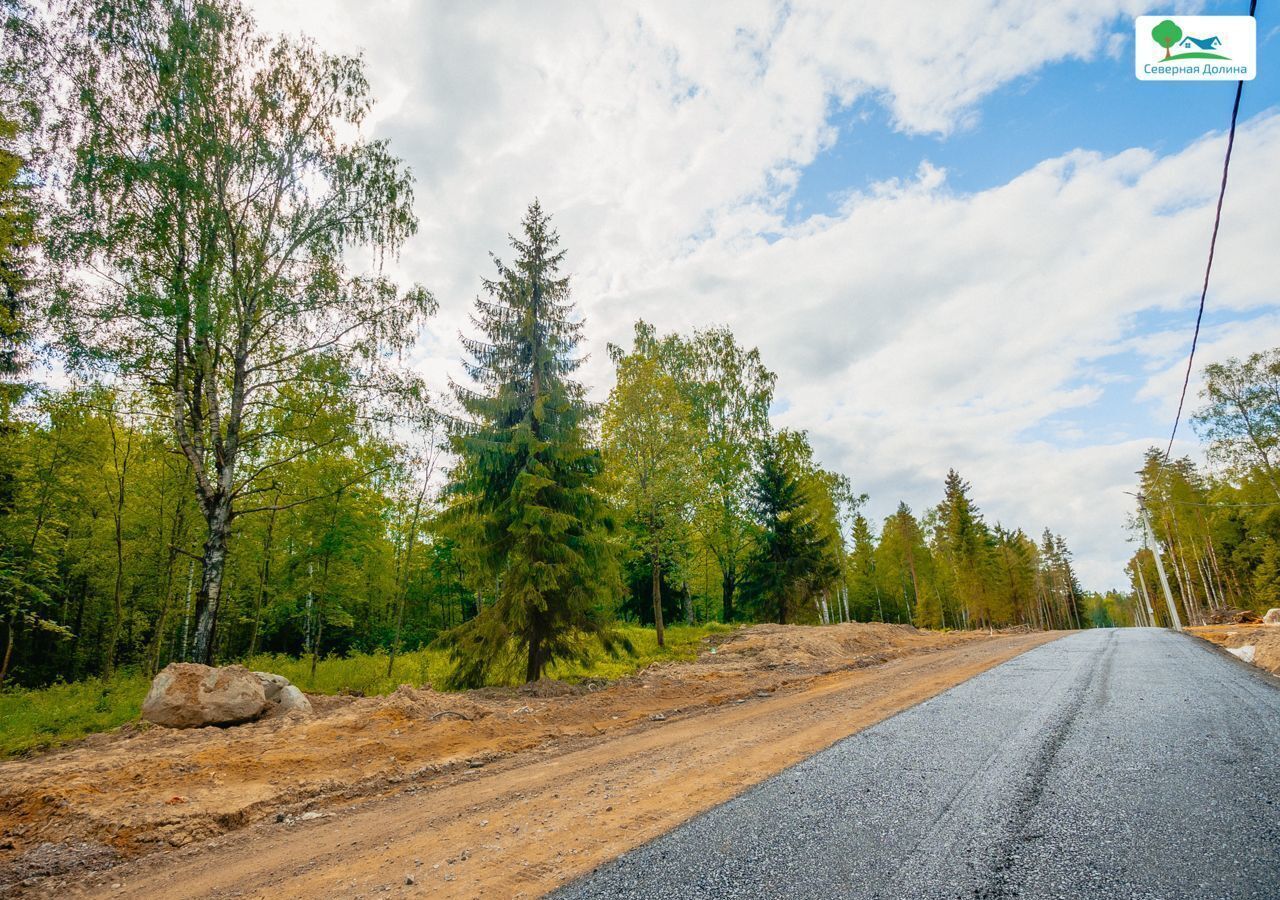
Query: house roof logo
[{"left": 1151, "top": 19, "right": 1229, "bottom": 61}]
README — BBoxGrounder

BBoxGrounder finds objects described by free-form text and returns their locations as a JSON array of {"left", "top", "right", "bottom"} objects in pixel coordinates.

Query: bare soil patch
[
  {"left": 1188, "top": 624, "right": 1280, "bottom": 675},
  {"left": 0, "top": 623, "right": 1060, "bottom": 897}
]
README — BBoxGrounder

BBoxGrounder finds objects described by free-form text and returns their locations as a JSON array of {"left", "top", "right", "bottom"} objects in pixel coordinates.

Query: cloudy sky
[{"left": 246, "top": 0, "right": 1279, "bottom": 589}]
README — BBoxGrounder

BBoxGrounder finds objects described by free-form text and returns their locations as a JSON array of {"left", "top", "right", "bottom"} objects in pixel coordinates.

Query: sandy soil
[
  {"left": 1188, "top": 624, "right": 1280, "bottom": 675},
  {"left": 0, "top": 623, "right": 1061, "bottom": 898}
]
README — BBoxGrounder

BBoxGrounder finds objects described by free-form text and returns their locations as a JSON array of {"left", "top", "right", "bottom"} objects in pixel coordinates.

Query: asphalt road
[{"left": 555, "top": 629, "right": 1280, "bottom": 900}]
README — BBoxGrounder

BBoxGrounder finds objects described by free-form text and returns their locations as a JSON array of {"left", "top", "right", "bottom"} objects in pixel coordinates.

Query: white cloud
[{"left": 241, "top": 0, "right": 1278, "bottom": 588}]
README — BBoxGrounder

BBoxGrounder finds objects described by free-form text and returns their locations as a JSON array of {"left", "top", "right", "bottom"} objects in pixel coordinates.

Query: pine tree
[
  {"left": 936, "top": 469, "right": 993, "bottom": 629},
  {"left": 440, "top": 201, "right": 622, "bottom": 686},
  {"left": 847, "top": 514, "right": 881, "bottom": 620},
  {"left": 741, "top": 430, "right": 830, "bottom": 624},
  {"left": 880, "top": 502, "right": 932, "bottom": 626}
]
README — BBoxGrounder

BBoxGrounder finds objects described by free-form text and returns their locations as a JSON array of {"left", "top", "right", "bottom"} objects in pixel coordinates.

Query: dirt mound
[
  {"left": 0, "top": 622, "right": 993, "bottom": 889},
  {"left": 1189, "top": 625, "right": 1280, "bottom": 676},
  {"left": 696, "top": 622, "right": 937, "bottom": 673}
]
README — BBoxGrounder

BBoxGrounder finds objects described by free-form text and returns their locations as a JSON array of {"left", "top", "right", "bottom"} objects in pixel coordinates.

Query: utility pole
[
  {"left": 1137, "top": 496, "right": 1183, "bottom": 633},
  {"left": 1134, "top": 559, "right": 1156, "bottom": 627}
]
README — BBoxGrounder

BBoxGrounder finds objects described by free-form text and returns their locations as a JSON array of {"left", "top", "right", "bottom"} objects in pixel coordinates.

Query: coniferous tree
[
  {"left": 935, "top": 469, "right": 993, "bottom": 629},
  {"left": 440, "top": 202, "right": 622, "bottom": 686},
  {"left": 741, "top": 430, "right": 831, "bottom": 624},
  {"left": 0, "top": 0, "right": 42, "bottom": 414},
  {"left": 846, "top": 514, "right": 882, "bottom": 620},
  {"left": 878, "top": 502, "right": 929, "bottom": 626}
]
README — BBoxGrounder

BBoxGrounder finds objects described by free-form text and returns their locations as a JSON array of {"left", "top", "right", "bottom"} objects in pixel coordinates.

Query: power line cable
[{"left": 1161, "top": 0, "right": 1257, "bottom": 463}]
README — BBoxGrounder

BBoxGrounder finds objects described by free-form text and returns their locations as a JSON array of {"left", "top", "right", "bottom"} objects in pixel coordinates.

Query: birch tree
[
  {"left": 50, "top": 0, "right": 433, "bottom": 663},
  {"left": 1195, "top": 351, "right": 1280, "bottom": 501},
  {"left": 603, "top": 332, "right": 699, "bottom": 647}
]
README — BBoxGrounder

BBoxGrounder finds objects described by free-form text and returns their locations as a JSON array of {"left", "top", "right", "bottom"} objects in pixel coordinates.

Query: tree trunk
[
  {"left": 651, "top": 549, "right": 665, "bottom": 648},
  {"left": 0, "top": 618, "right": 14, "bottom": 689},
  {"left": 525, "top": 617, "right": 544, "bottom": 683},
  {"left": 389, "top": 481, "right": 429, "bottom": 677},
  {"left": 105, "top": 424, "right": 130, "bottom": 677},
  {"left": 191, "top": 497, "right": 232, "bottom": 665},
  {"left": 721, "top": 568, "right": 736, "bottom": 623},
  {"left": 904, "top": 550, "right": 920, "bottom": 627},
  {"left": 310, "top": 541, "right": 335, "bottom": 682},
  {"left": 105, "top": 507, "right": 125, "bottom": 677},
  {"left": 248, "top": 499, "right": 279, "bottom": 659}
]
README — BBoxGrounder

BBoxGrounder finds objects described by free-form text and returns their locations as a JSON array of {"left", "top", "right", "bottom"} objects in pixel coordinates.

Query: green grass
[
  {"left": 546, "top": 622, "right": 734, "bottom": 681},
  {"left": 0, "top": 671, "right": 152, "bottom": 758},
  {"left": 0, "top": 622, "right": 734, "bottom": 758}
]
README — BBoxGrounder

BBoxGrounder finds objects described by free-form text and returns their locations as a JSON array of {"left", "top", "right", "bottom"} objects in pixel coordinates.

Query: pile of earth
[{"left": 1188, "top": 623, "right": 1280, "bottom": 676}]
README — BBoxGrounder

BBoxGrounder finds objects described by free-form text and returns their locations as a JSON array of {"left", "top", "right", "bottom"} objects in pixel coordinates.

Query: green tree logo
[{"left": 1152, "top": 19, "right": 1182, "bottom": 59}]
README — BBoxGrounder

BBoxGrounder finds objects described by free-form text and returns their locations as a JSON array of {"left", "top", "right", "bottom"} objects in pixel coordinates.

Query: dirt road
[{"left": 2, "top": 625, "right": 1059, "bottom": 898}]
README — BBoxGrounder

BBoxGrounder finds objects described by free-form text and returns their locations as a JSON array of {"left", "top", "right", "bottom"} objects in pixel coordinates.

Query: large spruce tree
[
  {"left": 741, "top": 430, "right": 834, "bottom": 624},
  {"left": 441, "top": 202, "right": 621, "bottom": 686}
]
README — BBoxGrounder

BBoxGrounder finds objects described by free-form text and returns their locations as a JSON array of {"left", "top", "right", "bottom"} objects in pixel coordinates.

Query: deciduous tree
[{"left": 50, "top": 0, "right": 433, "bottom": 662}]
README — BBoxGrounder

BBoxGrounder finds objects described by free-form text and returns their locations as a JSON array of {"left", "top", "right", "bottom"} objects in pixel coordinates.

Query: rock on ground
[
  {"left": 141, "top": 664, "right": 269, "bottom": 728},
  {"left": 1264, "top": 608, "right": 1280, "bottom": 625},
  {"left": 253, "top": 671, "right": 291, "bottom": 702},
  {"left": 0, "top": 841, "right": 120, "bottom": 891},
  {"left": 275, "top": 684, "right": 313, "bottom": 715}
]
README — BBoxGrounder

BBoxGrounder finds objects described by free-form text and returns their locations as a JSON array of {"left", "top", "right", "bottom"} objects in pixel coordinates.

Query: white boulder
[
  {"left": 275, "top": 684, "right": 313, "bottom": 715},
  {"left": 253, "top": 671, "right": 291, "bottom": 702},
  {"left": 1263, "top": 608, "right": 1280, "bottom": 625}
]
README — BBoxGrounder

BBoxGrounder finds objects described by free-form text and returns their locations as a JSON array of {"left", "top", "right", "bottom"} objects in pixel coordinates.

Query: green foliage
[
  {"left": 1126, "top": 355, "right": 1280, "bottom": 625},
  {"left": 1152, "top": 19, "right": 1183, "bottom": 56},
  {"left": 0, "top": 0, "right": 43, "bottom": 404},
  {"left": 49, "top": 0, "right": 435, "bottom": 663},
  {"left": 439, "top": 202, "right": 622, "bottom": 686},
  {"left": 603, "top": 325, "right": 701, "bottom": 644},
  {"left": 875, "top": 502, "right": 932, "bottom": 626},
  {"left": 740, "top": 430, "right": 841, "bottom": 624},
  {"left": 1, "top": 1, "right": 1106, "bottom": 704},
  {"left": 0, "top": 671, "right": 150, "bottom": 756},
  {"left": 1194, "top": 351, "right": 1280, "bottom": 499}
]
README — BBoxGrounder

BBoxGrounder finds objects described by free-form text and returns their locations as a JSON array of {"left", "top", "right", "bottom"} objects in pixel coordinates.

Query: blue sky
[
  {"left": 792, "top": 2, "right": 1279, "bottom": 208},
  {"left": 249, "top": 1, "right": 1280, "bottom": 587}
]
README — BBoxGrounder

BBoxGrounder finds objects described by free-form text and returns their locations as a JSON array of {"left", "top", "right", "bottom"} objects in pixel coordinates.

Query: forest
[
  {"left": 0, "top": 0, "right": 1217, "bottom": 694},
  {"left": 1123, "top": 350, "right": 1280, "bottom": 628}
]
